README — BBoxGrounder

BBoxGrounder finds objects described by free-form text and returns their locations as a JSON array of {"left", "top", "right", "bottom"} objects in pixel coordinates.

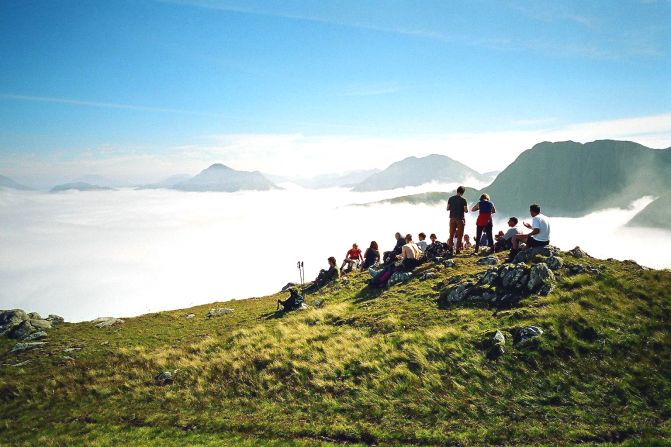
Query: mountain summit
[
  {"left": 173, "top": 163, "right": 278, "bottom": 192},
  {"left": 480, "top": 140, "right": 671, "bottom": 217},
  {"left": 352, "top": 154, "right": 486, "bottom": 192}
]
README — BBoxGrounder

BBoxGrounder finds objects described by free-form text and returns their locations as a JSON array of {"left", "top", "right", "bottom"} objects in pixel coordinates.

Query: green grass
[{"left": 1, "top": 251, "right": 670, "bottom": 446}]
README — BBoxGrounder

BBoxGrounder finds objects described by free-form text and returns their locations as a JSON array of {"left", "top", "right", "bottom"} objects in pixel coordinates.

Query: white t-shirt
[{"left": 532, "top": 214, "right": 550, "bottom": 242}]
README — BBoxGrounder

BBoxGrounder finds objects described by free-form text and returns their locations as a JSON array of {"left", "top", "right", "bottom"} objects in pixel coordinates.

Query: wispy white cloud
[{"left": 0, "top": 93, "right": 230, "bottom": 118}]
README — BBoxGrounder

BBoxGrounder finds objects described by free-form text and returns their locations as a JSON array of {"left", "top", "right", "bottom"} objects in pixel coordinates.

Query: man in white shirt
[
  {"left": 416, "top": 232, "right": 428, "bottom": 252},
  {"left": 510, "top": 204, "right": 551, "bottom": 260}
]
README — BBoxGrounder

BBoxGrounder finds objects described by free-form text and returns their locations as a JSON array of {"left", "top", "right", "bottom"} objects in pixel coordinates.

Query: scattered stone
[
  {"left": 206, "top": 308, "right": 233, "bottom": 318},
  {"left": 477, "top": 256, "right": 498, "bottom": 266},
  {"left": 443, "top": 259, "right": 456, "bottom": 268},
  {"left": 312, "top": 299, "right": 324, "bottom": 308},
  {"left": 10, "top": 342, "right": 47, "bottom": 353},
  {"left": 63, "top": 347, "right": 82, "bottom": 353},
  {"left": 419, "top": 272, "right": 437, "bottom": 280},
  {"left": 482, "top": 330, "right": 506, "bottom": 360},
  {"left": 29, "top": 319, "right": 52, "bottom": 331},
  {"left": 62, "top": 356, "right": 75, "bottom": 361},
  {"left": 538, "top": 283, "right": 553, "bottom": 296},
  {"left": 527, "top": 263, "right": 555, "bottom": 292},
  {"left": 568, "top": 246, "right": 588, "bottom": 258},
  {"left": 185, "top": 313, "right": 196, "bottom": 319},
  {"left": 516, "top": 326, "right": 544, "bottom": 344},
  {"left": 546, "top": 256, "right": 563, "bottom": 270},
  {"left": 27, "top": 312, "right": 41, "bottom": 320},
  {"left": 341, "top": 278, "right": 350, "bottom": 285},
  {"left": 92, "top": 317, "right": 125, "bottom": 328},
  {"left": 46, "top": 314, "right": 65, "bottom": 325},
  {"left": 155, "top": 371, "right": 175, "bottom": 385},
  {"left": 479, "top": 268, "right": 499, "bottom": 286},
  {"left": 567, "top": 264, "right": 603, "bottom": 276},
  {"left": 23, "top": 331, "right": 47, "bottom": 341},
  {"left": 8, "top": 360, "right": 31, "bottom": 367}
]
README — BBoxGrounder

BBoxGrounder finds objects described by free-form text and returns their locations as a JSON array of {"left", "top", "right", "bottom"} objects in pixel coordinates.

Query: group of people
[{"left": 297, "top": 186, "right": 552, "bottom": 296}]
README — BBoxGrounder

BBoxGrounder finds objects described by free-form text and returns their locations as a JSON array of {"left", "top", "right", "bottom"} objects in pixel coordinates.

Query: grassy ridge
[{"left": 1, "top": 252, "right": 670, "bottom": 446}]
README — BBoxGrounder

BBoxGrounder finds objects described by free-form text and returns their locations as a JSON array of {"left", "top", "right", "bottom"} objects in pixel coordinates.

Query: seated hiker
[
  {"left": 305, "top": 256, "right": 340, "bottom": 293},
  {"left": 361, "top": 240, "right": 380, "bottom": 270},
  {"left": 416, "top": 232, "right": 428, "bottom": 252},
  {"left": 494, "top": 217, "right": 521, "bottom": 252},
  {"left": 425, "top": 233, "right": 450, "bottom": 261},
  {"left": 510, "top": 204, "right": 551, "bottom": 261},
  {"left": 340, "top": 243, "right": 363, "bottom": 273},
  {"left": 383, "top": 232, "right": 405, "bottom": 264},
  {"left": 463, "top": 234, "right": 473, "bottom": 250},
  {"left": 277, "top": 288, "right": 304, "bottom": 311},
  {"left": 397, "top": 233, "right": 422, "bottom": 271}
]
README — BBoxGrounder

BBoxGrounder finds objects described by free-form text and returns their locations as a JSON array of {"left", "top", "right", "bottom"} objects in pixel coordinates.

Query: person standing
[
  {"left": 446, "top": 186, "right": 468, "bottom": 254},
  {"left": 471, "top": 193, "right": 496, "bottom": 253}
]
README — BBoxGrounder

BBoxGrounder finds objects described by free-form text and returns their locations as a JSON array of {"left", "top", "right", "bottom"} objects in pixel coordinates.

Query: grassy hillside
[{"left": 1, "top": 250, "right": 670, "bottom": 446}]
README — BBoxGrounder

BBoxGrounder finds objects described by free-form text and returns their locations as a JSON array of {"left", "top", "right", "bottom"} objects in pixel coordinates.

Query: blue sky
[{"left": 1, "top": 0, "right": 670, "bottom": 185}]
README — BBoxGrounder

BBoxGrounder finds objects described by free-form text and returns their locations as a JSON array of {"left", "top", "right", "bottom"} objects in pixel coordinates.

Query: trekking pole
[{"left": 297, "top": 261, "right": 305, "bottom": 297}]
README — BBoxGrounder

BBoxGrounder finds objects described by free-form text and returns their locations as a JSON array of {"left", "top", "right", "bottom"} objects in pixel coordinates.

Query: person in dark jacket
[{"left": 305, "top": 256, "right": 340, "bottom": 293}]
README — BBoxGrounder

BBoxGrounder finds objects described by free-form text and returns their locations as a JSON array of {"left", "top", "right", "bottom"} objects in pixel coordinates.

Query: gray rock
[
  {"left": 443, "top": 259, "right": 456, "bottom": 268},
  {"left": 476, "top": 256, "right": 498, "bottom": 266},
  {"left": 484, "top": 330, "right": 506, "bottom": 360},
  {"left": 23, "top": 331, "right": 47, "bottom": 341},
  {"left": 388, "top": 271, "right": 412, "bottom": 286},
  {"left": 63, "top": 347, "right": 82, "bottom": 353},
  {"left": 6, "top": 360, "right": 31, "bottom": 367},
  {"left": 155, "top": 370, "right": 174, "bottom": 385},
  {"left": 185, "top": 313, "right": 196, "bottom": 319},
  {"left": 499, "top": 264, "right": 529, "bottom": 290},
  {"left": 527, "top": 263, "right": 555, "bottom": 292},
  {"left": 0, "top": 309, "right": 29, "bottom": 334},
  {"left": 568, "top": 246, "right": 588, "bottom": 258},
  {"left": 29, "top": 319, "right": 52, "bottom": 330},
  {"left": 546, "top": 256, "right": 563, "bottom": 270},
  {"left": 493, "top": 330, "right": 506, "bottom": 346},
  {"left": 27, "top": 312, "right": 42, "bottom": 320},
  {"left": 517, "top": 326, "right": 544, "bottom": 343},
  {"left": 206, "top": 308, "right": 234, "bottom": 318},
  {"left": 419, "top": 272, "right": 437, "bottom": 280},
  {"left": 7, "top": 321, "right": 35, "bottom": 340},
  {"left": 539, "top": 283, "right": 553, "bottom": 296},
  {"left": 10, "top": 341, "right": 47, "bottom": 353},
  {"left": 92, "top": 317, "right": 125, "bottom": 328},
  {"left": 479, "top": 268, "right": 499, "bottom": 286},
  {"left": 312, "top": 299, "right": 324, "bottom": 308},
  {"left": 46, "top": 314, "right": 65, "bottom": 324}
]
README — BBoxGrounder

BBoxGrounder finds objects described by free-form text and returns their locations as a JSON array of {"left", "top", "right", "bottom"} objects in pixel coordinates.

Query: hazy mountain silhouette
[
  {"left": 268, "top": 169, "right": 381, "bottom": 189},
  {"left": 479, "top": 140, "right": 671, "bottom": 217},
  {"left": 137, "top": 174, "right": 192, "bottom": 189},
  {"left": 352, "top": 154, "right": 486, "bottom": 192},
  {"left": 0, "top": 175, "right": 32, "bottom": 190},
  {"left": 627, "top": 194, "right": 671, "bottom": 230},
  {"left": 50, "top": 182, "right": 115, "bottom": 192},
  {"left": 173, "top": 164, "right": 278, "bottom": 192}
]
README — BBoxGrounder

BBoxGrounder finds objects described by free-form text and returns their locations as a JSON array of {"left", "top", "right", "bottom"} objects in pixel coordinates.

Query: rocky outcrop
[
  {"left": 9, "top": 342, "right": 47, "bottom": 354},
  {"left": 1, "top": 309, "right": 63, "bottom": 341},
  {"left": 476, "top": 256, "right": 498, "bottom": 266}
]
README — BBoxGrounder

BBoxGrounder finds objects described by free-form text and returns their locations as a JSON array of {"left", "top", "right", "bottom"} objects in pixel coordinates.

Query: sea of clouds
[{"left": 1, "top": 185, "right": 668, "bottom": 322}]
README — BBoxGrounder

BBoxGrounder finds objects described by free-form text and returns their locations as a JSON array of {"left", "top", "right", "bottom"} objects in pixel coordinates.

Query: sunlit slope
[
  {"left": 481, "top": 140, "right": 671, "bottom": 217},
  {"left": 1, "top": 251, "right": 670, "bottom": 446},
  {"left": 627, "top": 193, "right": 671, "bottom": 230}
]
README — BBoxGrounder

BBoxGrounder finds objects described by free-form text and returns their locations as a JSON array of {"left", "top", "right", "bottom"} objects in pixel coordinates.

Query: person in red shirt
[{"left": 340, "top": 243, "right": 363, "bottom": 273}]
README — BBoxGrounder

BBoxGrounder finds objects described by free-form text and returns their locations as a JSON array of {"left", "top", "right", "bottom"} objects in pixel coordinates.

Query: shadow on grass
[{"left": 353, "top": 285, "right": 385, "bottom": 304}]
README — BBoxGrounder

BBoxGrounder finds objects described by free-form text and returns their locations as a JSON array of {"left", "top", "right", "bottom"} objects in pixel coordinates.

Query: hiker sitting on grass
[
  {"left": 277, "top": 288, "right": 303, "bottom": 311},
  {"left": 305, "top": 256, "right": 340, "bottom": 293},
  {"left": 463, "top": 234, "right": 473, "bottom": 251},
  {"left": 340, "top": 243, "right": 363, "bottom": 273},
  {"left": 397, "top": 233, "right": 422, "bottom": 271},
  {"left": 416, "top": 232, "right": 428, "bottom": 252},
  {"left": 383, "top": 232, "right": 405, "bottom": 264},
  {"left": 361, "top": 241, "right": 380, "bottom": 270}
]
